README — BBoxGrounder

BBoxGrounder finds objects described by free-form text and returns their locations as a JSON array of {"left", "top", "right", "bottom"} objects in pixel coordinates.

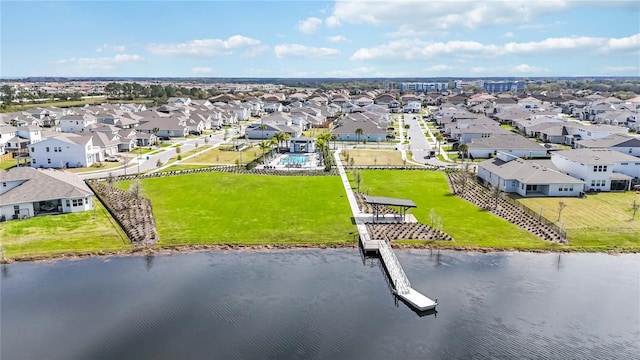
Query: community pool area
[
  {"left": 279, "top": 154, "right": 309, "bottom": 165},
  {"left": 264, "top": 153, "right": 322, "bottom": 170}
]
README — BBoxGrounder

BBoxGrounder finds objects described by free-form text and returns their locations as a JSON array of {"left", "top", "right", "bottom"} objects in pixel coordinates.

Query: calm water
[{"left": 1, "top": 250, "right": 638, "bottom": 359}]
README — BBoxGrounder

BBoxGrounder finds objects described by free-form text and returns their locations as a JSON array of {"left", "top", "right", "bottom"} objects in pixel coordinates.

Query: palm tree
[
  {"left": 274, "top": 132, "right": 285, "bottom": 152},
  {"left": 355, "top": 128, "right": 364, "bottom": 145},
  {"left": 330, "top": 134, "right": 338, "bottom": 150},
  {"left": 458, "top": 143, "right": 468, "bottom": 161},
  {"left": 283, "top": 133, "right": 291, "bottom": 151},
  {"left": 258, "top": 141, "right": 270, "bottom": 164},
  {"left": 259, "top": 123, "right": 267, "bottom": 140},
  {"left": 434, "top": 132, "right": 444, "bottom": 155}
]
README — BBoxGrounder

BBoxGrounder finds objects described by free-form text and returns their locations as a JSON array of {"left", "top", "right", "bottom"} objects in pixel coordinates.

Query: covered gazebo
[{"left": 364, "top": 195, "right": 417, "bottom": 223}]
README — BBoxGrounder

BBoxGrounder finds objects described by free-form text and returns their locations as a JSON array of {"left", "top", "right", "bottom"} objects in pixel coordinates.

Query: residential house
[
  {"left": 551, "top": 148, "right": 640, "bottom": 191},
  {"left": 574, "top": 133, "right": 640, "bottom": 157},
  {"left": 59, "top": 113, "right": 97, "bottom": 133},
  {"left": 91, "top": 132, "right": 120, "bottom": 161},
  {"left": 331, "top": 113, "right": 388, "bottom": 143},
  {"left": 563, "top": 123, "right": 628, "bottom": 146},
  {"left": 30, "top": 134, "right": 98, "bottom": 168},
  {"left": 403, "top": 100, "right": 422, "bottom": 113},
  {"left": 0, "top": 126, "right": 18, "bottom": 154},
  {"left": 477, "top": 152, "right": 584, "bottom": 197},
  {"left": 467, "top": 133, "right": 548, "bottom": 159},
  {"left": 0, "top": 167, "right": 94, "bottom": 220}
]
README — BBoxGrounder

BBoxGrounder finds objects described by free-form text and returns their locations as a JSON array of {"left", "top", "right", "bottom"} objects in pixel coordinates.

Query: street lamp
[{"left": 137, "top": 146, "right": 141, "bottom": 174}]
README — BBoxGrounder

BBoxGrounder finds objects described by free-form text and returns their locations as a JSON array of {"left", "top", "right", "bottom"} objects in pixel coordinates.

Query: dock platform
[{"left": 334, "top": 149, "right": 437, "bottom": 313}]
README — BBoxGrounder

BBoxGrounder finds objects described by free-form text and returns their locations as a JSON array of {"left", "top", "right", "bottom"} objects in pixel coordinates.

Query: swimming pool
[{"left": 279, "top": 154, "right": 309, "bottom": 165}]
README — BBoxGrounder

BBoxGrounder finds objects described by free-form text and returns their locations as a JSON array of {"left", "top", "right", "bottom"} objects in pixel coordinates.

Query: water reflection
[{"left": 1, "top": 250, "right": 638, "bottom": 360}]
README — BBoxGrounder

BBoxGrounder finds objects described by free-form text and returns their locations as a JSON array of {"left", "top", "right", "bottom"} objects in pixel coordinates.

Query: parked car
[{"left": 105, "top": 156, "right": 120, "bottom": 162}]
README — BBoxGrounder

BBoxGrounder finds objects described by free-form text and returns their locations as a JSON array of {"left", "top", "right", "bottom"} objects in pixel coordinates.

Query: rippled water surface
[{"left": 1, "top": 250, "right": 638, "bottom": 359}]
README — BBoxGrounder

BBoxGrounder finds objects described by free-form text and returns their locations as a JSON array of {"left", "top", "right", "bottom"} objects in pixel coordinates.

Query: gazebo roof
[{"left": 364, "top": 195, "right": 416, "bottom": 208}]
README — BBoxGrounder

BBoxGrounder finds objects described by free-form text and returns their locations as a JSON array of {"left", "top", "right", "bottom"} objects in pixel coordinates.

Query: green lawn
[
  {"left": 120, "top": 172, "right": 357, "bottom": 245},
  {"left": 356, "top": 170, "right": 555, "bottom": 249},
  {"left": 0, "top": 200, "right": 130, "bottom": 258},
  {"left": 517, "top": 193, "right": 640, "bottom": 251}
]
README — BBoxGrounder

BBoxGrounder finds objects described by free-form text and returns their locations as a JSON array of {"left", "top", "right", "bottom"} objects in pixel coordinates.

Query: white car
[{"left": 105, "top": 156, "right": 120, "bottom": 162}]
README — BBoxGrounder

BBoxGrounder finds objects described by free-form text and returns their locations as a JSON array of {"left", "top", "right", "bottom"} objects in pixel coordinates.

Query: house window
[
  {"left": 31, "top": 147, "right": 34, "bottom": 152},
  {"left": 47, "top": 159, "right": 51, "bottom": 164},
  {"left": 33, "top": 159, "right": 37, "bottom": 164},
  {"left": 66, "top": 200, "right": 70, "bottom": 207},
  {"left": 629, "top": 149, "right": 633, "bottom": 154},
  {"left": 591, "top": 180, "right": 596, "bottom": 187},
  {"left": 2, "top": 182, "right": 5, "bottom": 187},
  {"left": 46, "top": 147, "right": 50, "bottom": 152}
]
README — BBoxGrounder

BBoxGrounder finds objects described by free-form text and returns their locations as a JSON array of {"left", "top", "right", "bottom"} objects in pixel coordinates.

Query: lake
[{"left": 1, "top": 249, "right": 638, "bottom": 359}]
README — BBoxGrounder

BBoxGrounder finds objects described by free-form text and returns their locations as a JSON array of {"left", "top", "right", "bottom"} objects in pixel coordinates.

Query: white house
[
  {"left": 30, "top": 134, "right": 98, "bottom": 168},
  {"left": 478, "top": 152, "right": 584, "bottom": 197},
  {"left": 403, "top": 101, "right": 422, "bottom": 113},
  {"left": 574, "top": 133, "right": 640, "bottom": 157},
  {"left": 0, "top": 167, "right": 93, "bottom": 220},
  {"left": 59, "top": 114, "right": 98, "bottom": 133},
  {"left": 551, "top": 148, "right": 640, "bottom": 191}
]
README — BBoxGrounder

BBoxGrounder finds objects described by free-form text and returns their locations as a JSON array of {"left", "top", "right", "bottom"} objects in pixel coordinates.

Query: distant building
[
  {"left": 483, "top": 81, "right": 521, "bottom": 94},
  {"left": 398, "top": 82, "right": 448, "bottom": 92}
]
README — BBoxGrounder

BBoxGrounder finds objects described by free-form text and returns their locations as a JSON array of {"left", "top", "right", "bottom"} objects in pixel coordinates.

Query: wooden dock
[
  {"left": 334, "top": 149, "right": 438, "bottom": 313},
  {"left": 361, "top": 233, "right": 438, "bottom": 312}
]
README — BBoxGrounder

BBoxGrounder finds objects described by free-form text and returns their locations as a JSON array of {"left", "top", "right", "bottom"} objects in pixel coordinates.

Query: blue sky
[{"left": 1, "top": 0, "right": 639, "bottom": 78}]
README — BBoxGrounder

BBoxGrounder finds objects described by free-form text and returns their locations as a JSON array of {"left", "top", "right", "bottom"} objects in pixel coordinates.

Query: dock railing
[{"left": 378, "top": 237, "right": 411, "bottom": 295}]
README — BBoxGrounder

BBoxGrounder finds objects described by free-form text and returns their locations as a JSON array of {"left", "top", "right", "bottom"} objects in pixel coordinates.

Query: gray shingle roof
[
  {"left": 553, "top": 148, "right": 639, "bottom": 164},
  {"left": 479, "top": 157, "right": 583, "bottom": 184},
  {"left": 0, "top": 167, "right": 92, "bottom": 205}
]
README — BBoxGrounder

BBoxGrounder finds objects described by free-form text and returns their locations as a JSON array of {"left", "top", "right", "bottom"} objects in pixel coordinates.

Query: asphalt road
[{"left": 79, "top": 131, "right": 228, "bottom": 180}]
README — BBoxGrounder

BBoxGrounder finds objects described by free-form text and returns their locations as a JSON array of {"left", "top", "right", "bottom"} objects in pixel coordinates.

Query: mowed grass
[
  {"left": 127, "top": 172, "right": 356, "bottom": 245},
  {"left": 518, "top": 193, "right": 640, "bottom": 250},
  {"left": 0, "top": 200, "right": 130, "bottom": 258},
  {"left": 186, "top": 145, "right": 261, "bottom": 165},
  {"left": 357, "top": 170, "right": 553, "bottom": 249},
  {"left": 341, "top": 149, "right": 405, "bottom": 166}
]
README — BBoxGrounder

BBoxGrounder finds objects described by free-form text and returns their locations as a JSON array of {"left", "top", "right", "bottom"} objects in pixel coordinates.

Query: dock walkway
[{"left": 334, "top": 150, "right": 437, "bottom": 312}]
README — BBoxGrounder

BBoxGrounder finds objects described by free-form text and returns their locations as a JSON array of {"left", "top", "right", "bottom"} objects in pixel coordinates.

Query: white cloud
[
  {"left": 56, "top": 54, "right": 144, "bottom": 70},
  {"left": 605, "top": 33, "right": 640, "bottom": 52},
  {"left": 274, "top": 44, "right": 340, "bottom": 59},
  {"left": 350, "top": 39, "right": 498, "bottom": 61},
  {"left": 329, "top": 0, "right": 571, "bottom": 31},
  {"left": 501, "top": 32, "right": 516, "bottom": 38},
  {"left": 190, "top": 67, "right": 212, "bottom": 74},
  {"left": 325, "top": 15, "right": 341, "bottom": 28},
  {"left": 324, "top": 67, "right": 377, "bottom": 77},
  {"left": 297, "top": 17, "right": 323, "bottom": 34},
  {"left": 350, "top": 34, "right": 640, "bottom": 62},
  {"left": 327, "top": 35, "right": 349, "bottom": 42},
  {"left": 96, "top": 44, "right": 126, "bottom": 53},
  {"left": 148, "top": 35, "right": 262, "bottom": 56}
]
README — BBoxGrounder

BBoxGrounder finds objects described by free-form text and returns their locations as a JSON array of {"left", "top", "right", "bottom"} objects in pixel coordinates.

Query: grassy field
[
  {"left": 120, "top": 172, "right": 356, "bottom": 245},
  {"left": 341, "top": 149, "right": 405, "bottom": 166},
  {"left": 0, "top": 97, "right": 154, "bottom": 112},
  {"left": 356, "top": 170, "right": 555, "bottom": 249},
  {"left": 302, "top": 128, "right": 331, "bottom": 138},
  {"left": 517, "top": 193, "right": 640, "bottom": 250},
  {"left": 185, "top": 145, "right": 261, "bottom": 165},
  {"left": 0, "top": 200, "right": 130, "bottom": 258}
]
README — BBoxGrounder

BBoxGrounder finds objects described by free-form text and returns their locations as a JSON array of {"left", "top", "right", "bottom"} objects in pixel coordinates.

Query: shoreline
[{"left": 2, "top": 242, "right": 638, "bottom": 264}]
